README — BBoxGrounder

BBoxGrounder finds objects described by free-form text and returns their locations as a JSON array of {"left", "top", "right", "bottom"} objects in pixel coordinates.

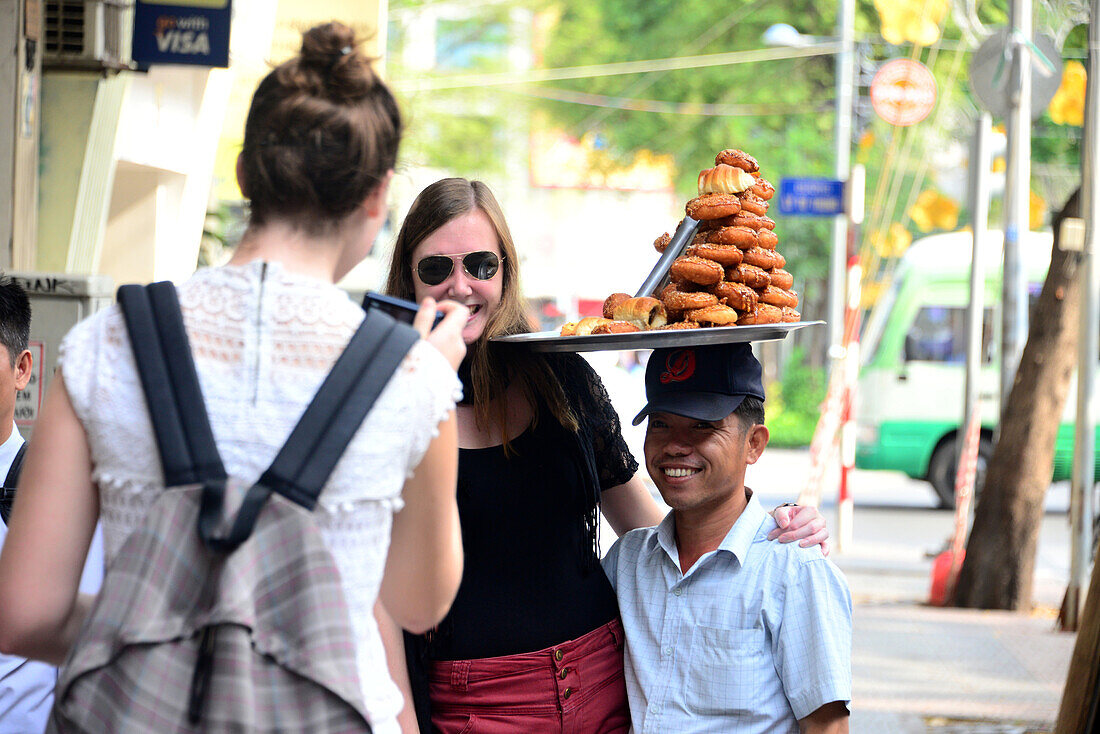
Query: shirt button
[
  {"left": 673, "top": 587, "right": 682, "bottom": 596},
  {"left": 554, "top": 649, "right": 564, "bottom": 662},
  {"left": 664, "top": 647, "right": 673, "bottom": 656}
]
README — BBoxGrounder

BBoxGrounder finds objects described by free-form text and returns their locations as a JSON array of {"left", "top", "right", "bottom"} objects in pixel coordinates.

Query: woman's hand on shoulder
[
  {"left": 768, "top": 503, "right": 830, "bottom": 556},
  {"left": 414, "top": 297, "right": 468, "bottom": 370}
]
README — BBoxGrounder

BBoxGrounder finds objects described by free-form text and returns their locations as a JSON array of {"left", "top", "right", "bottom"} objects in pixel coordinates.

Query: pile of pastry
[
  {"left": 658, "top": 148, "right": 799, "bottom": 327},
  {"left": 560, "top": 148, "right": 800, "bottom": 336}
]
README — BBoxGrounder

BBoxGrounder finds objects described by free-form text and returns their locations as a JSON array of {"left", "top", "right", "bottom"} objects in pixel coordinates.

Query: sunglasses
[{"left": 415, "top": 251, "right": 503, "bottom": 287}]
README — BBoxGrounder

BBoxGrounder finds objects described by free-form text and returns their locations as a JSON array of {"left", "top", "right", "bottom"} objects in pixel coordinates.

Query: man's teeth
[{"left": 664, "top": 467, "right": 699, "bottom": 478}]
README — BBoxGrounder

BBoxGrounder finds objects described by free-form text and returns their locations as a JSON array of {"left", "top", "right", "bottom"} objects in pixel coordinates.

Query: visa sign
[{"left": 132, "top": 0, "right": 231, "bottom": 68}]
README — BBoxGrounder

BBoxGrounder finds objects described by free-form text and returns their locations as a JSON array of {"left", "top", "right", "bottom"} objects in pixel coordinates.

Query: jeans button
[
  {"left": 563, "top": 687, "right": 573, "bottom": 699},
  {"left": 554, "top": 649, "right": 563, "bottom": 662},
  {"left": 559, "top": 667, "right": 571, "bottom": 680}
]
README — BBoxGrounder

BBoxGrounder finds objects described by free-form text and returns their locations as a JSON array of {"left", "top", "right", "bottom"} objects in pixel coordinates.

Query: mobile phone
[{"left": 362, "top": 291, "right": 444, "bottom": 328}]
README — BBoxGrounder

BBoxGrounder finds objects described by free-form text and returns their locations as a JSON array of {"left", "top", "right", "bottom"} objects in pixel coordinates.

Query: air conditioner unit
[{"left": 43, "top": 0, "right": 133, "bottom": 71}]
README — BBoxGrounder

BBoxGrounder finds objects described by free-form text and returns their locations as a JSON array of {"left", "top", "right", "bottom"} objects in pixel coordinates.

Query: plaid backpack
[{"left": 48, "top": 282, "right": 419, "bottom": 733}]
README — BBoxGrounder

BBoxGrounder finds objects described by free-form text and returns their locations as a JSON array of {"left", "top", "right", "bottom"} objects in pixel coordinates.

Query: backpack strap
[
  {"left": 199, "top": 307, "right": 418, "bottom": 551},
  {"left": 0, "top": 442, "right": 28, "bottom": 526},
  {"left": 118, "top": 283, "right": 227, "bottom": 488},
  {"left": 119, "top": 281, "right": 418, "bottom": 553}
]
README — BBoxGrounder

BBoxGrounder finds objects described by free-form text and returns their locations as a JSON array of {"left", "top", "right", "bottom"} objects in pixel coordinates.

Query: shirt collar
[
  {"left": 649, "top": 488, "right": 771, "bottom": 569},
  {"left": 0, "top": 421, "right": 24, "bottom": 475}
]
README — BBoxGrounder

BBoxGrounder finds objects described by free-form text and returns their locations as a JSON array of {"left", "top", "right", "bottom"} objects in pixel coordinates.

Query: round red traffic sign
[{"left": 870, "top": 58, "right": 937, "bottom": 126}]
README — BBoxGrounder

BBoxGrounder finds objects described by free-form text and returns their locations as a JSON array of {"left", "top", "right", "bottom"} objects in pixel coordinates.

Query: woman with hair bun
[
  {"left": 0, "top": 22, "right": 466, "bottom": 734},
  {"left": 383, "top": 178, "right": 830, "bottom": 733}
]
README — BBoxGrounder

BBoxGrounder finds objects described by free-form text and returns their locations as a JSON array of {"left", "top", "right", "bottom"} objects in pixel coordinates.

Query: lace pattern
[{"left": 58, "top": 261, "right": 460, "bottom": 727}]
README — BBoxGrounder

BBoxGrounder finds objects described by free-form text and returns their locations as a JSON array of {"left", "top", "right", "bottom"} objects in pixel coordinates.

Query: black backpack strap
[
  {"left": 198, "top": 308, "right": 419, "bottom": 552},
  {"left": 117, "top": 283, "right": 227, "bottom": 488},
  {"left": 0, "top": 442, "right": 25, "bottom": 525}
]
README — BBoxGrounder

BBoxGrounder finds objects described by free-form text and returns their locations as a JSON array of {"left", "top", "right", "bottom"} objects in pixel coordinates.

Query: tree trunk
[
  {"left": 1055, "top": 535, "right": 1100, "bottom": 732},
  {"left": 953, "top": 189, "right": 1082, "bottom": 610}
]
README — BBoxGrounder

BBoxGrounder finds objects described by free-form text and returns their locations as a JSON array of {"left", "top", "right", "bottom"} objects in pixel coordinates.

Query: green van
[{"left": 855, "top": 229, "right": 1100, "bottom": 507}]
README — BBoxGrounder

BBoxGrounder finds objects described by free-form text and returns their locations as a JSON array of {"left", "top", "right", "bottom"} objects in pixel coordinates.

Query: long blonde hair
[{"left": 385, "top": 178, "right": 577, "bottom": 439}]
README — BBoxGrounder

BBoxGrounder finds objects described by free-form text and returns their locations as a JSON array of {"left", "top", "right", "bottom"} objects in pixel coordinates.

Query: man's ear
[
  {"left": 13, "top": 349, "right": 32, "bottom": 392},
  {"left": 744, "top": 424, "right": 769, "bottom": 465}
]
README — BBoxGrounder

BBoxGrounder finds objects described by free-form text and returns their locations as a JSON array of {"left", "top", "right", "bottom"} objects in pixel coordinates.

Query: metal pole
[
  {"left": 828, "top": 0, "right": 856, "bottom": 359},
  {"left": 1000, "top": 0, "right": 1033, "bottom": 416},
  {"left": 1066, "top": 0, "right": 1100, "bottom": 631},
  {"left": 961, "top": 114, "right": 992, "bottom": 475}
]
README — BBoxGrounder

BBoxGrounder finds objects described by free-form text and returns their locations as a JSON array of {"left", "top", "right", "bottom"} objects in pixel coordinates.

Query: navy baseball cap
[{"left": 632, "top": 343, "right": 765, "bottom": 426}]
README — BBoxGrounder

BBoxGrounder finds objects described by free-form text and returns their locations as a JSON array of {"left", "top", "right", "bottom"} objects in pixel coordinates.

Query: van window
[{"left": 904, "top": 306, "right": 994, "bottom": 363}]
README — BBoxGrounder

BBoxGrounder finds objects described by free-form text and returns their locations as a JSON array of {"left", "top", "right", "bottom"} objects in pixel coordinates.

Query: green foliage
[{"left": 767, "top": 347, "right": 826, "bottom": 448}]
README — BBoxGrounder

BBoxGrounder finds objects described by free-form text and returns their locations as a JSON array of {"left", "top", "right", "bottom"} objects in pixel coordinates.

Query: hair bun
[{"left": 300, "top": 22, "right": 358, "bottom": 65}]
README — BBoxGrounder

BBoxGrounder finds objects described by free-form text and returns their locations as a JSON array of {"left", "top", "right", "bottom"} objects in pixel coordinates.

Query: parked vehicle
[{"left": 855, "top": 229, "right": 1100, "bottom": 507}]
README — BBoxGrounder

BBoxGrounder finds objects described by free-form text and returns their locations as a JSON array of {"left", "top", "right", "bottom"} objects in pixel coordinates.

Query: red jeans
[{"left": 427, "top": 619, "right": 630, "bottom": 734}]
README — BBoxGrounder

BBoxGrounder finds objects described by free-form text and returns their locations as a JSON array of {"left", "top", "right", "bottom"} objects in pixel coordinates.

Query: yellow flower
[
  {"left": 869, "top": 223, "right": 912, "bottom": 258},
  {"left": 1049, "top": 61, "right": 1086, "bottom": 126},
  {"left": 1030, "top": 190, "right": 1046, "bottom": 229},
  {"left": 875, "top": 0, "right": 948, "bottom": 46},
  {"left": 909, "top": 189, "right": 958, "bottom": 232}
]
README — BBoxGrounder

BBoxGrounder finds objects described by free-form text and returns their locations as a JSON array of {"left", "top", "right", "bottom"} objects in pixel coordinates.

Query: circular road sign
[
  {"left": 870, "top": 58, "right": 937, "bottom": 126},
  {"left": 969, "top": 28, "right": 1062, "bottom": 120}
]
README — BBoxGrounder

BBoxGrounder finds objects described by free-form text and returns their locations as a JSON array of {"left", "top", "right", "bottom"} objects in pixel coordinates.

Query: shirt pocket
[{"left": 686, "top": 624, "right": 769, "bottom": 716}]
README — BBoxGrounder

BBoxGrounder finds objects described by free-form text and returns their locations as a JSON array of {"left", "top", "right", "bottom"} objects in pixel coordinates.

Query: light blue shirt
[
  {"left": 602, "top": 492, "right": 852, "bottom": 734},
  {"left": 0, "top": 423, "right": 105, "bottom": 733}
]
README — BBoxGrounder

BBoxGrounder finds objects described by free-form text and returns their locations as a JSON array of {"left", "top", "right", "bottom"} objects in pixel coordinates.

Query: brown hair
[
  {"left": 385, "top": 178, "right": 577, "bottom": 439},
  {"left": 238, "top": 22, "right": 401, "bottom": 232}
]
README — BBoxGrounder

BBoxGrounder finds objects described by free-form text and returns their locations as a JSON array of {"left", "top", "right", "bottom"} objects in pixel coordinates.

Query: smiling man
[{"left": 601, "top": 343, "right": 851, "bottom": 734}]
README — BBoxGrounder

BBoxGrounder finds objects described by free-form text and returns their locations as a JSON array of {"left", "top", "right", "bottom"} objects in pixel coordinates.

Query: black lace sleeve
[{"left": 551, "top": 353, "right": 640, "bottom": 490}]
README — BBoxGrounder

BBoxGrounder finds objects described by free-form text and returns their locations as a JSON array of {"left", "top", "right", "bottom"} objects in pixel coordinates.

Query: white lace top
[{"left": 59, "top": 261, "right": 460, "bottom": 733}]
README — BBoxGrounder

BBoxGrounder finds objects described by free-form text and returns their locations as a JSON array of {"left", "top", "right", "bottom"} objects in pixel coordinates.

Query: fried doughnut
[
  {"left": 669, "top": 276, "right": 710, "bottom": 293},
  {"left": 592, "top": 320, "right": 641, "bottom": 334},
  {"left": 698, "top": 215, "right": 745, "bottom": 232},
  {"left": 769, "top": 268, "right": 794, "bottom": 290},
  {"left": 732, "top": 213, "right": 776, "bottom": 231},
  {"left": 691, "top": 232, "right": 712, "bottom": 246},
  {"left": 687, "top": 304, "right": 739, "bottom": 326},
  {"left": 773, "top": 251, "right": 787, "bottom": 269},
  {"left": 686, "top": 193, "right": 742, "bottom": 221},
  {"left": 653, "top": 232, "right": 671, "bottom": 253},
  {"left": 712, "top": 281, "right": 758, "bottom": 312},
  {"left": 670, "top": 255, "right": 724, "bottom": 286},
  {"left": 750, "top": 176, "right": 775, "bottom": 201},
  {"left": 727, "top": 263, "right": 770, "bottom": 289},
  {"left": 691, "top": 243, "right": 743, "bottom": 267},
  {"left": 697, "top": 164, "right": 756, "bottom": 195},
  {"left": 573, "top": 317, "right": 613, "bottom": 336},
  {"left": 737, "top": 303, "right": 783, "bottom": 325},
  {"left": 602, "top": 292, "right": 631, "bottom": 320},
  {"left": 661, "top": 286, "right": 718, "bottom": 312},
  {"left": 757, "top": 229, "right": 778, "bottom": 249},
  {"left": 781, "top": 307, "right": 801, "bottom": 323},
  {"left": 612, "top": 296, "right": 668, "bottom": 330},
  {"left": 737, "top": 191, "right": 769, "bottom": 216},
  {"left": 707, "top": 225, "right": 757, "bottom": 249},
  {"left": 714, "top": 149, "right": 760, "bottom": 173},
  {"left": 741, "top": 247, "right": 779, "bottom": 269},
  {"left": 757, "top": 285, "right": 799, "bottom": 309},
  {"left": 560, "top": 322, "right": 577, "bottom": 336},
  {"left": 657, "top": 321, "right": 700, "bottom": 330}
]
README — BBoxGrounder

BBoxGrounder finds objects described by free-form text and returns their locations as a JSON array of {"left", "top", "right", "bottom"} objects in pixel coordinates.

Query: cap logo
[{"left": 660, "top": 349, "right": 696, "bottom": 384}]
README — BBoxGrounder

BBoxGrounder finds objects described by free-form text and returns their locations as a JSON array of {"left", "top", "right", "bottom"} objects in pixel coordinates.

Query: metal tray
[{"left": 491, "top": 321, "right": 824, "bottom": 353}]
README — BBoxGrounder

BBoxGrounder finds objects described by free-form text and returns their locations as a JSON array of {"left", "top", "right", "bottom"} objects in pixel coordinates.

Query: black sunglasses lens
[
  {"left": 464, "top": 251, "right": 500, "bottom": 280},
  {"left": 417, "top": 256, "right": 454, "bottom": 286}
]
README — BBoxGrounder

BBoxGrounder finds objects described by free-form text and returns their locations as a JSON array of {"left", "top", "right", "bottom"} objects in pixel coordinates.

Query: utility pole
[
  {"left": 828, "top": 0, "right": 856, "bottom": 359},
  {"left": 1000, "top": 0, "right": 1033, "bottom": 415},
  {"left": 1065, "top": 0, "right": 1100, "bottom": 632}
]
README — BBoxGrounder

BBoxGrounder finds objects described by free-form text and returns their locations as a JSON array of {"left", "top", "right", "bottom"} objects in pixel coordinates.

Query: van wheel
[{"left": 927, "top": 435, "right": 993, "bottom": 509}]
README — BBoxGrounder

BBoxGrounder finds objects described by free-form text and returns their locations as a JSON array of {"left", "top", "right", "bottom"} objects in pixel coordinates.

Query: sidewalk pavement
[{"left": 838, "top": 541, "right": 1076, "bottom": 734}]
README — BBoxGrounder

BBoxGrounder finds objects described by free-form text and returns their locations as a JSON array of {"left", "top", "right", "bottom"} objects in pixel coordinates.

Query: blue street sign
[
  {"left": 778, "top": 178, "right": 845, "bottom": 217},
  {"left": 132, "top": 0, "right": 231, "bottom": 68}
]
